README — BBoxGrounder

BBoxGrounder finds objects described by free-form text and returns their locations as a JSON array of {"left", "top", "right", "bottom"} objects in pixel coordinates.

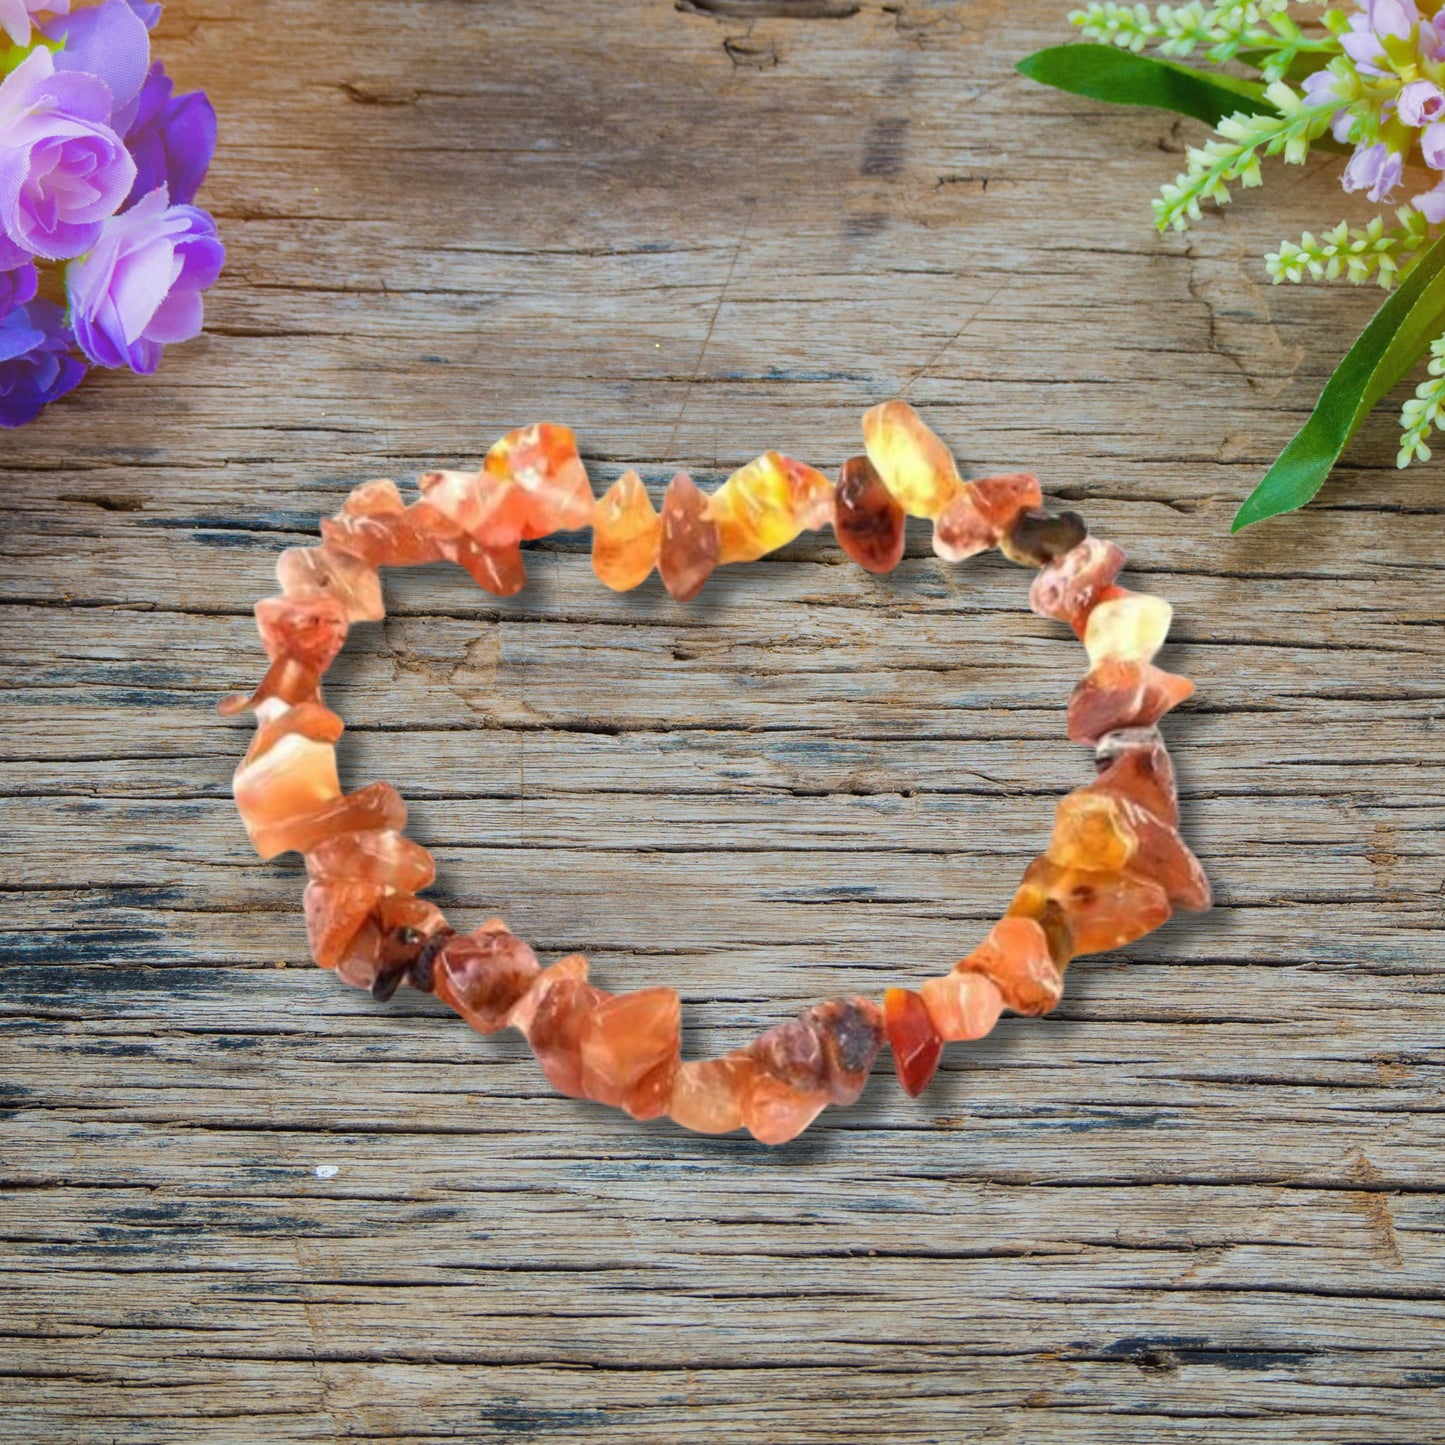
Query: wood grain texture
[{"left": 2, "top": 1, "right": 1443, "bottom": 1440}]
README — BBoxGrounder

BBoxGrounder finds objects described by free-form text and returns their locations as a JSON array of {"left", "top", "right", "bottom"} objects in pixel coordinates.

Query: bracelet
[{"left": 223, "top": 402, "right": 1210, "bottom": 1144}]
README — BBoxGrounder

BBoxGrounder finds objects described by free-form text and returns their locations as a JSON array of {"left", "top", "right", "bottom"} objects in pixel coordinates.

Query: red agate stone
[
  {"left": 658, "top": 470, "right": 719, "bottom": 601},
  {"left": 957, "top": 916, "right": 1064, "bottom": 1016},
  {"left": 1030, "top": 538, "right": 1127, "bottom": 634},
  {"left": 1092, "top": 726, "right": 1179, "bottom": 826},
  {"left": 579, "top": 987, "right": 682, "bottom": 1119},
  {"left": 833, "top": 455, "right": 905, "bottom": 573},
  {"left": 277, "top": 545, "right": 384, "bottom": 622},
  {"left": 322, "top": 479, "right": 448, "bottom": 567},
  {"left": 433, "top": 926, "right": 542, "bottom": 1033},
  {"left": 1068, "top": 659, "right": 1194, "bottom": 744},
  {"left": 884, "top": 987, "right": 943, "bottom": 1097}
]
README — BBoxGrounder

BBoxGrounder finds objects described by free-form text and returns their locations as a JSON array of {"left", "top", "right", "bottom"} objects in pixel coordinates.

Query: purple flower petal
[
  {"left": 0, "top": 262, "right": 38, "bottom": 317},
  {"left": 124, "top": 64, "right": 217, "bottom": 207},
  {"left": 1414, "top": 180, "right": 1445, "bottom": 222},
  {"left": 1398, "top": 80, "right": 1445, "bottom": 128},
  {"left": 0, "top": 48, "right": 136, "bottom": 262},
  {"left": 1368, "top": 0, "right": 1418, "bottom": 41},
  {"left": 1423, "top": 120, "right": 1445, "bottom": 169},
  {"left": 0, "top": 298, "right": 85, "bottom": 427},
  {"left": 68, "top": 186, "right": 224, "bottom": 375},
  {"left": 45, "top": 0, "right": 153, "bottom": 112}
]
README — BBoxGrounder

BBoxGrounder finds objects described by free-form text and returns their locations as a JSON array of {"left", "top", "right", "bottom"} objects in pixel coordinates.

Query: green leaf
[
  {"left": 1016, "top": 44, "right": 1273, "bottom": 126},
  {"left": 1233, "top": 230, "right": 1445, "bottom": 530}
]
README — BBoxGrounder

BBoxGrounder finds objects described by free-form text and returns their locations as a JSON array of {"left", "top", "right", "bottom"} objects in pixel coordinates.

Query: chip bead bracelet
[{"left": 223, "top": 401, "right": 1211, "bottom": 1144}]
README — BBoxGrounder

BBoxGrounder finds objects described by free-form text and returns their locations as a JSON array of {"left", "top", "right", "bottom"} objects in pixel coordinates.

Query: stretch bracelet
[{"left": 223, "top": 402, "right": 1211, "bottom": 1144}]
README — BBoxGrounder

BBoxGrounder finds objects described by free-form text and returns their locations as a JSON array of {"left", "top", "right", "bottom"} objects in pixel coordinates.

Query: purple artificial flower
[
  {"left": 0, "top": 261, "right": 37, "bottom": 317},
  {"left": 1413, "top": 179, "right": 1445, "bottom": 222},
  {"left": 123, "top": 0, "right": 162, "bottom": 27},
  {"left": 1367, "top": 0, "right": 1418, "bottom": 40},
  {"left": 43, "top": 0, "right": 152, "bottom": 114},
  {"left": 1343, "top": 14, "right": 1389, "bottom": 73},
  {"left": 0, "top": 47, "right": 136, "bottom": 267},
  {"left": 1399, "top": 80, "right": 1445, "bottom": 127},
  {"left": 0, "top": 297, "right": 85, "bottom": 427},
  {"left": 67, "top": 185, "right": 224, "bottom": 375},
  {"left": 1301, "top": 69, "right": 1356, "bottom": 145},
  {"left": 123, "top": 64, "right": 217, "bottom": 208},
  {"left": 1422, "top": 120, "right": 1445, "bottom": 169},
  {"left": 1343, "top": 141, "right": 1404, "bottom": 202},
  {"left": 0, "top": 0, "right": 68, "bottom": 47}
]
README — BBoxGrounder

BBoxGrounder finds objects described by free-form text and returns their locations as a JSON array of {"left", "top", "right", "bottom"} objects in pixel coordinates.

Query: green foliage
[
  {"left": 1234, "top": 231, "right": 1445, "bottom": 528},
  {"left": 1015, "top": 44, "right": 1275, "bottom": 126}
]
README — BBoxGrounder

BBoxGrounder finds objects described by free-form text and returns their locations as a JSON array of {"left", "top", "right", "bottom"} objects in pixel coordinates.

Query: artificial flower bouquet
[
  {"left": 1021, "top": 1, "right": 1445, "bottom": 527},
  {"left": 0, "top": 0, "right": 222, "bottom": 427}
]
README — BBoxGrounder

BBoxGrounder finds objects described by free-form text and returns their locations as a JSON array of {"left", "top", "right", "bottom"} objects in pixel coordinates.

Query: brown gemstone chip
[
  {"left": 1000, "top": 508, "right": 1088, "bottom": 568},
  {"left": 833, "top": 455, "right": 906, "bottom": 573}
]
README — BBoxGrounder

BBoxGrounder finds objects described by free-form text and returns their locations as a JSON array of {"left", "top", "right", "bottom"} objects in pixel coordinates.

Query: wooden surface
[{"left": 2, "top": 1, "right": 1443, "bottom": 1440}]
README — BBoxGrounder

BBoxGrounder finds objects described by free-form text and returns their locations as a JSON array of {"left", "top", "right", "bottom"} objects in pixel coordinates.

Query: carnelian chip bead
[
  {"left": 246, "top": 701, "right": 344, "bottom": 767},
  {"left": 418, "top": 467, "right": 529, "bottom": 549},
  {"left": 658, "top": 470, "right": 719, "bottom": 601},
  {"left": 1030, "top": 538, "right": 1128, "bottom": 634},
  {"left": 322, "top": 479, "right": 448, "bottom": 567},
  {"left": 234, "top": 726, "right": 341, "bottom": 859},
  {"left": 862, "top": 400, "right": 963, "bottom": 518},
  {"left": 834, "top": 454, "right": 905, "bottom": 573},
  {"left": 708, "top": 451, "right": 834, "bottom": 564},
  {"left": 592, "top": 470, "right": 661, "bottom": 592},
  {"left": 332, "top": 895, "right": 448, "bottom": 993},
  {"left": 433, "top": 926, "right": 542, "bottom": 1034},
  {"left": 219, "top": 656, "right": 323, "bottom": 717},
  {"left": 1115, "top": 800, "right": 1212, "bottom": 911},
  {"left": 1085, "top": 591, "right": 1173, "bottom": 668},
  {"left": 255, "top": 595, "right": 349, "bottom": 672},
  {"left": 957, "top": 916, "right": 1066, "bottom": 1016},
  {"left": 1000, "top": 509, "right": 1088, "bottom": 569},
  {"left": 1010, "top": 857, "right": 1171, "bottom": 958},
  {"left": 1093, "top": 726, "right": 1179, "bottom": 826},
  {"left": 742, "top": 1065, "right": 830, "bottom": 1146},
  {"left": 304, "top": 880, "right": 380, "bottom": 970},
  {"left": 1069, "top": 660, "right": 1194, "bottom": 744},
  {"left": 919, "top": 970, "right": 1003, "bottom": 1042},
  {"left": 1048, "top": 790, "right": 1138, "bottom": 874},
  {"left": 277, "top": 544, "right": 384, "bottom": 622},
  {"left": 247, "top": 781, "right": 408, "bottom": 863},
  {"left": 884, "top": 987, "right": 944, "bottom": 1097},
  {"left": 748, "top": 995, "right": 884, "bottom": 1108},
  {"left": 305, "top": 829, "right": 435, "bottom": 894},
  {"left": 524, "top": 966, "right": 611, "bottom": 1100},
  {"left": 668, "top": 1057, "right": 751, "bottom": 1135},
  {"left": 933, "top": 473, "right": 1044, "bottom": 562},
  {"left": 445, "top": 534, "right": 527, "bottom": 597},
  {"left": 484, "top": 422, "right": 595, "bottom": 539},
  {"left": 579, "top": 987, "right": 683, "bottom": 1119}
]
